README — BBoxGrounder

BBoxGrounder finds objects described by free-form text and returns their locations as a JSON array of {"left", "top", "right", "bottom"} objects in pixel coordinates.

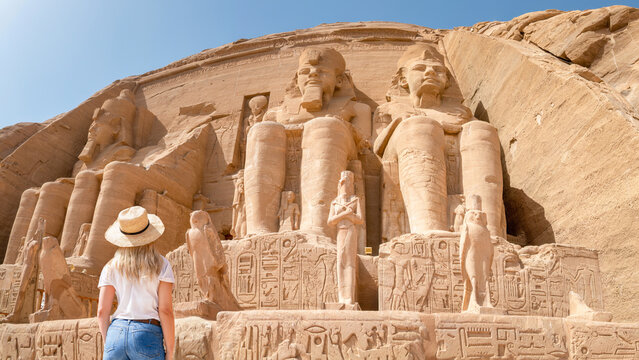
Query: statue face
[
  {"left": 249, "top": 96, "right": 268, "bottom": 116},
  {"left": 88, "top": 112, "right": 118, "bottom": 144},
  {"left": 190, "top": 211, "right": 209, "bottom": 227},
  {"left": 338, "top": 171, "right": 355, "bottom": 196},
  {"left": 297, "top": 60, "right": 340, "bottom": 98},
  {"left": 404, "top": 59, "right": 448, "bottom": 99}
]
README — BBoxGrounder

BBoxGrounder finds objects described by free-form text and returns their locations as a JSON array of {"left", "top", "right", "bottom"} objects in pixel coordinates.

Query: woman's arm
[
  {"left": 97, "top": 285, "right": 115, "bottom": 342},
  {"left": 158, "top": 281, "right": 175, "bottom": 360}
]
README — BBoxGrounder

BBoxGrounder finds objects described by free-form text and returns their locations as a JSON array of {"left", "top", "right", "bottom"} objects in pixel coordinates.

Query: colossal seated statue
[
  {"left": 5, "top": 89, "right": 208, "bottom": 274},
  {"left": 244, "top": 47, "right": 371, "bottom": 238},
  {"left": 374, "top": 44, "right": 506, "bottom": 238}
]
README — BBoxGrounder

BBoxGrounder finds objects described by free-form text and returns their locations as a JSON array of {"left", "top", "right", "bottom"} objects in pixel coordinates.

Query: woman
[{"left": 97, "top": 206, "right": 175, "bottom": 359}]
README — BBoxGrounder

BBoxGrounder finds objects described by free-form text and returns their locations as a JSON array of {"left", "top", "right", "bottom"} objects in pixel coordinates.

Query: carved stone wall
[
  {"left": 378, "top": 233, "right": 604, "bottom": 316},
  {"left": 0, "top": 313, "right": 636, "bottom": 359},
  {"left": 216, "top": 310, "right": 436, "bottom": 359},
  {"left": 169, "top": 232, "right": 340, "bottom": 310},
  {"left": 0, "top": 317, "right": 216, "bottom": 360}
]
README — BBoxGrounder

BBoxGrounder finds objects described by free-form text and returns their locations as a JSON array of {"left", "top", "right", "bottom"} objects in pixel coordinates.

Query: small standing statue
[
  {"left": 231, "top": 170, "right": 247, "bottom": 239},
  {"left": 452, "top": 196, "right": 466, "bottom": 232},
  {"left": 247, "top": 95, "right": 268, "bottom": 129},
  {"left": 460, "top": 195, "right": 495, "bottom": 313},
  {"left": 32, "top": 236, "right": 87, "bottom": 322},
  {"left": 0, "top": 217, "right": 46, "bottom": 323},
  {"left": 185, "top": 210, "right": 238, "bottom": 310},
  {"left": 72, "top": 223, "right": 91, "bottom": 257},
  {"left": 327, "top": 171, "right": 363, "bottom": 306},
  {"left": 278, "top": 191, "right": 300, "bottom": 231}
]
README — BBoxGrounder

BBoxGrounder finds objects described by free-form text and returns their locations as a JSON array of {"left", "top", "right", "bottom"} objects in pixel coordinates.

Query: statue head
[
  {"left": 235, "top": 169, "right": 244, "bottom": 191},
  {"left": 388, "top": 44, "right": 449, "bottom": 107},
  {"left": 337, "top": 170, "right": 355, "bottom": 196},
  {"left": 296, "top": 47, "right": 347, "bottom": 111},
  {"left": 190, "top": 210, "right": 211, "bottom": 228},
  {"left": 80, "top": 89, "right": 136, "bottom": 164},
  {"left": 248, "top": 95, "right": 268, "bottom": 118},
  {"left": 465, "top": 209, "right": 488, "bottom": 227}
]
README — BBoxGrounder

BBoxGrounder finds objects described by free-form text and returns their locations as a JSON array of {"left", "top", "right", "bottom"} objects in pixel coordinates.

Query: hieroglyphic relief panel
[
  {"left": 284, "top": 128, "right": 303, "bottom": 197},
  {"left": 36, "top": 270, "right": 100, "bottom": 317},
  {"left": 0, "top": 265, "right": 24, "bottom": 316},
  {"left": 0, "top": 318, "right": 217, "bottom": 360},
  {"left": 565, "top": 319, "right": 639, "bottom": 359},
  {"left": 227, "top": 233, "right": 338, "bottom": 310},
  {"left": 216, "top": 310, "right": 435, "bottom": 360},
  {"left": 167, "top": 244, "right": 206, "bottom": 304},
  {"left": 379, "top": 232, "right": 463, "bottom": 313},
  {"left": 444, "top": 134, "right": 461, "bottom": 195},
  {"left": 168, "top": 232, "right": 338, "bottom": 310},
  {"left": 0, "top": 322, "right": 37, "bottom": 359},
  {"left": 381, "top": 160, "right": 408, "bottom": 243},
  {"left": 35, "top": 319, "right": 82, "bottom": 359},
  {"left": 435, "top": 313, "right": 568, "bottom": 359},
  {"left": 378, "top": 233, "right": 604, "bottom": 317},
  {"left": 175, "top": 317, "right": 216, "bottom": 360}
]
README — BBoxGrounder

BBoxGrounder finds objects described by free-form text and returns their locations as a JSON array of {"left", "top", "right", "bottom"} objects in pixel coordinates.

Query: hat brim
[{"left": 105, "top": 214, "right": 165, "bottom": 248}]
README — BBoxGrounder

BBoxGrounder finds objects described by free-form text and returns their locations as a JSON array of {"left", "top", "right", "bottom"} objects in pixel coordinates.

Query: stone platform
[{"left": 1, "top": 311, "right": 636, "bottom": 359}]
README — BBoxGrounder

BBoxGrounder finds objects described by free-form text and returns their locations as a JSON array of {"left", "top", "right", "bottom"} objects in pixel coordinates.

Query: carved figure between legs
[
  {"left": 327, "top": 170, "right": 363, "bottom": 305},
  {"left": 460, "top": 195, "right": 494, "bottom": 312}
]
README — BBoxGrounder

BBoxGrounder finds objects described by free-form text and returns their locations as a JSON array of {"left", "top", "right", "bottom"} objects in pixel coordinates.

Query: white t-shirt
[{"left": 98, "top": 255, "right": 175, "bottom": 321}]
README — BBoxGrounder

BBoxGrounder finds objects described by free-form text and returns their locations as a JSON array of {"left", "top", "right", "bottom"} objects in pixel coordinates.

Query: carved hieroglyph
[
  {"left": 216, "top": 310, "right": 435, "bottom": 359},
  {"left": 378, "top": 232, "right": 605, "bottom": 316},
  {"left": 169, "top": 232, "right": 339, "bottom": 310},
  {"left": 434, "top": 313, "right": 569, "bottom": 359}
]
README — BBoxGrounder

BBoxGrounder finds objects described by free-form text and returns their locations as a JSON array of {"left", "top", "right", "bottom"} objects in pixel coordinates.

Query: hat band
[{"left": 120, "top": 221, "right": 150, "bottom": 235}]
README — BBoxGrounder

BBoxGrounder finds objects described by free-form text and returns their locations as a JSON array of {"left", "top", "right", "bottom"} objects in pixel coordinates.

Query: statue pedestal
[
  {"left": 323, "top": 302, "right": 361, "bottom": 310},
  {"left": 174, "top": 300, "right": 227, "bottom": 321},
  {"left": 463, "top": 305, "right": 505, "bottom": 315}
]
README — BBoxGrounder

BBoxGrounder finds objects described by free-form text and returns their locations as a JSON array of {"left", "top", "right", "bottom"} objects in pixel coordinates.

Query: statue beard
[{"left": 301, "top": 85, "right": 323, "bottom": 112}]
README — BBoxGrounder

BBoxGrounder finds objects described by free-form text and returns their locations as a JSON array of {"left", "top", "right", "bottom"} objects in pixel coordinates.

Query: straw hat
[{"left": 105, "top": 206, "right": 165, "bottom": 247}]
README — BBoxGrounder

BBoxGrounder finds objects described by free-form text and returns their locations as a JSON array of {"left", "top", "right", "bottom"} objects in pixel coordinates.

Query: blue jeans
[{"left": 104, "top": 319, "right": 166, "bottom": 359}]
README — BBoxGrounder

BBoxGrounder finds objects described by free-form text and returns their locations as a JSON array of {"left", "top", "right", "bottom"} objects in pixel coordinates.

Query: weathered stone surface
[
  {"left": 444, "top": 28, "right": 639, "bottom": 322},
  {"left": 216, "top": 310, "right": 437, "bottom": 359},
  {"left": 0, "top": 122, "right": 43, "bottom": 160},
  {"left": 378, "top": 232, "right": 604, "bottom": 317},
  {"left": 0, "top": 8, "right": 637, "bottom": 359},
  {"left": 468, "top": 6, "right": 639, "bottom": 112}
]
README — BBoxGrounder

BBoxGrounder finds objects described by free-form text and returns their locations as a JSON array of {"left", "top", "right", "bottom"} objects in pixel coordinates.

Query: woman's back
[{"left": 98, "top": 255, "right": 174, "bottom": 320}]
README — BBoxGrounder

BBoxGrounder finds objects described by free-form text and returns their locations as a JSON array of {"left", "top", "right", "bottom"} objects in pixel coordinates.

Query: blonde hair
[{"left": 110, "top": 243, "right": 163, "bottom": 281}]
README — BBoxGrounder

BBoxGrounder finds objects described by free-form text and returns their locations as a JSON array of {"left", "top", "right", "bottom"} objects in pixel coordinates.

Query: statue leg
[
  {"left": 25, "top": 180, "right": 74, "bottom": 241},
  {"left": 300, "top": 117, "right": 356, "bottom": 236},
  {"left": 336, "top": 228, "right": 357, "bottom": 304},
  {"left": 460, "top": 120, "right": 506, "bottom": 238},
  {"left": 386, "top": 116, "right": 448, "bottom": 233},
  {"left": 59, "top": 170, "right": 101, "bottom": 256},
  {"left": 4, "top": 188, "right": 39, "bottom": 264},
  {"left": 344, "top": 226, "right": 358, "bottom": 304},
  {"left": 244, "top": 122, "right": 286, "bottom": 234}
]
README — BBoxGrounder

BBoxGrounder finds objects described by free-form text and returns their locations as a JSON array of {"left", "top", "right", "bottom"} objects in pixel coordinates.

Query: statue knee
[{"left": 396, "top": 115, "right": 443, "bottom": 136}]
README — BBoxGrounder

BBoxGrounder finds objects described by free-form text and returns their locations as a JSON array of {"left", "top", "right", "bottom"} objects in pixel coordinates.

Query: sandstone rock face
[
  {"left": 0, "top": 122, "right": 43, "bottom": 160},
  {"left": 0, "top": 8, "right": 638, "bottom": 359},
  {"left": 444, "top": 26, "right": 639, "bottom": 322}
]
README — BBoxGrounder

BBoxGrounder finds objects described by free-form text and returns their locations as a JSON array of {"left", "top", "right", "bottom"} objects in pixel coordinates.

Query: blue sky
[{"left": 0, "top": 0, "right": 635, "bottom": 129}]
